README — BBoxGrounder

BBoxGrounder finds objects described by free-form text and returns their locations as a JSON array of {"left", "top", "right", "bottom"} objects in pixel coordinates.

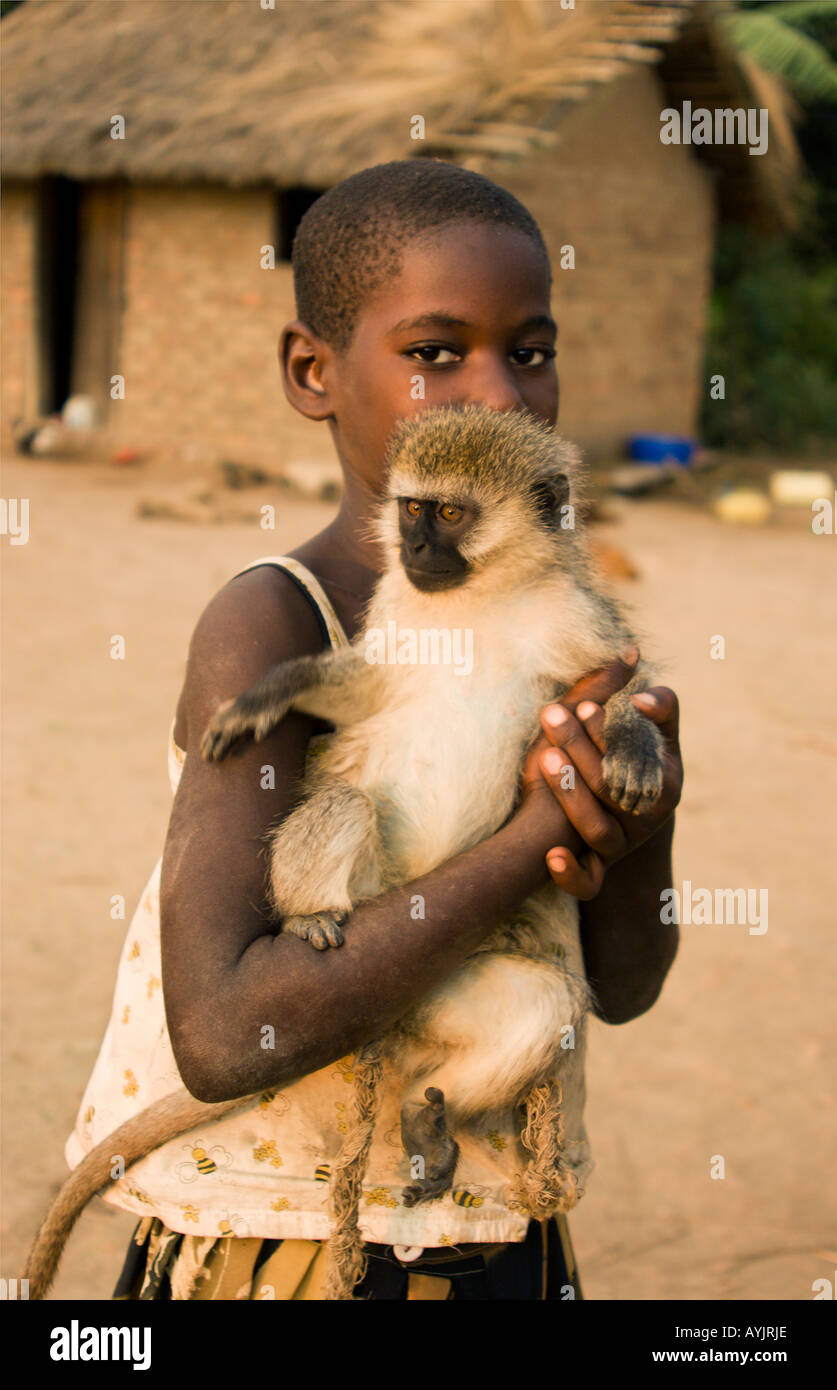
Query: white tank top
[{"left": 65, "top": 556, "right": 594, "bottom": 1246}]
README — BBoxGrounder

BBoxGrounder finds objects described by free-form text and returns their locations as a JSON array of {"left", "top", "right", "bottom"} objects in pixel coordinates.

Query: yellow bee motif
[
  {"left": 218, "top": 1212, "right": 249, "bottom": 1237},
  {"left": 270, "top": 1197, "right": 291, "bottom": 1213},
  {"left": 176, "top": 1142, "right": 232, "bottom": 1183},
  {"left": 486, "top": 1130, "right": 506, "bottom": 1152},
  {"left": 83, "top": 1106, "right": 95, "bottom": 1124},
  {"left": 123, "top": 1069, "right": 139, "bottom": 1097},
  {"left": 257, "top": 1090, "right": 290, "bottom": 1115},
  {"left": 127, "top": 941, "right": 140, "bottom": 961},
  {"left": 439, "top": 1233, "right": 455, "bottom": 1247},
  {"left": 127, "top": 1185, "right": 152, "bottom": 1205},
  {"left": 253, "top": 1139, "right": 283, "bottom": 1169},
  {"left": 333, "top": 1056, "right": 355, "bottom": 1085},
  {"left": 363, "top": 1187, "right": 397, "bottom": 1209},
  {"left": 335, "top": 1101, "right": 348, "bottom": 1135},
  {"left": 146, "top": 975, "right": 161, "bottom": 999},
  {"left": 180, "top": 1205, "right": 200, "bottom": 1222},
  {"left": 121, "top": 1005, "right": 131, "bottom": 1025},
  {"left": 452, "top": 1188, "right": 485, "bottom": 1208},
  {"left": 314, "top": 1164, "right": 331, "bottom": 1183}
]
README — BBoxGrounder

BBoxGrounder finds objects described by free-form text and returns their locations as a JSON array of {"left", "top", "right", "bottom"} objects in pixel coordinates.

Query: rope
[
  {"left": 507, "top": 1080, "right": 580, "bottom": 1220},
  {"left": 323, "top": 1040, "right": 385, "bottom": 1300}
]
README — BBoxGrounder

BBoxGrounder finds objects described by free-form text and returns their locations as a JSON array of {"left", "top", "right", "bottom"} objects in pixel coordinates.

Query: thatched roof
[{"left": 2, "top": 0, "right": 798, "bottom": 228}]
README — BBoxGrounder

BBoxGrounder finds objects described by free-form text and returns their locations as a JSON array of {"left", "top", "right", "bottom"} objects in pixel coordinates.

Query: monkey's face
[
  {"left": 381, "top": 404, "right": 583, "bottom": 594},
  {"left": 397, "top": 497, "right": 479, "bottom": 591}
]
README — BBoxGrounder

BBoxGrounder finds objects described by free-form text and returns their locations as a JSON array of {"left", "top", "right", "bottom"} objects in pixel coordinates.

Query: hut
[{"left": 1, "top": 0, "right": 799, "bottom": 464}]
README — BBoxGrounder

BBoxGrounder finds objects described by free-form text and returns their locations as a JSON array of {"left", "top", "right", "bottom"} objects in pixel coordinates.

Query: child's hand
[
  {"left": 539, "top": 674, "right": 682, "bottom": 895},
  {"left": 518, "top": 651, "right": 683, "bottom": 898}
]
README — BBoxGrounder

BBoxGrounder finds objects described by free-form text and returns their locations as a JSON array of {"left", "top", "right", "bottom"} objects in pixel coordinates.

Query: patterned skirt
[{"left": 113, "top": 1215, "right": 583, "bottom": 1301}]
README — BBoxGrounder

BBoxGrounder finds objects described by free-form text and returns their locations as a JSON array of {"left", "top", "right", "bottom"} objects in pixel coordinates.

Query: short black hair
[{"left": 291, "top": 159, "right": 551, "bottom": 352}]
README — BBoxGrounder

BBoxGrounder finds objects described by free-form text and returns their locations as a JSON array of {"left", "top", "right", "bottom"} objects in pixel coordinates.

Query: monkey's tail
[
  {"left": 507, "top": 1080, "right": 580, "bottom": 1220},
  {"left": 23, "top": 1090, "right": 247, "bottom": 1300},
  {"left": 324, "top": 1041, "right": 385, "bottom": 1300}
]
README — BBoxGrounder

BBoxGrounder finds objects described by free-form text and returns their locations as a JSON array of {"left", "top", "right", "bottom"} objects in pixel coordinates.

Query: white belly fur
[
  {"left": 315, "top": 664, "right": 589, "bottom": 1116},
  {"left": 322, "top": 661, "right": 547, "bottom": 880}
]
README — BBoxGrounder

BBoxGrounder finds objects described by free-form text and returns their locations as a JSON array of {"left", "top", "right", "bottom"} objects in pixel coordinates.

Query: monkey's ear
[{"left": 531, "top": 471, "right": 571, "bottom": 525}]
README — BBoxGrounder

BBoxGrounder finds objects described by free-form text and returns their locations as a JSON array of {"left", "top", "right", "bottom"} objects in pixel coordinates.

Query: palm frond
[
  {"left": 767, "top": 2, "right": 837, "bottom": 32},
  {"left": 721, "top": 10, "right": 837, "bottom": 101}
]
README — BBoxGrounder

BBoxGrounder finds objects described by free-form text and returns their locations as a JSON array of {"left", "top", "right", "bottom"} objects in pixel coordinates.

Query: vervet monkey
[
  {"left": 202, "top": 404, "right": 663, "bottom": 1284},
  {"left": 25, "top": 404, "right": 662, "bottom": 1300}
]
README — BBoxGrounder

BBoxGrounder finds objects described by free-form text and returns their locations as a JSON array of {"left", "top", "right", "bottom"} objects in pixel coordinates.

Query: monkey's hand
[
  {"left": 601, "top": 698, "right": 665, "bottom": 815},
  {"left": 283, "top": 910, "right": 348, "bottom": 950},
  {"left": 201, "top": 649, "right": 372, "bottom": 761},
  {"left": 201, "top": 691, "right": 293, "bottom": 760}
]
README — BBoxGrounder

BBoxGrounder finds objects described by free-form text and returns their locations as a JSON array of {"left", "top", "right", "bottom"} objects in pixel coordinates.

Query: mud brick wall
[
  {"left": 501, "top": 65, "right": 715, "bottom": 457},
  {"left": 1, "top": 181, "right": 39, "bottom": 432}
]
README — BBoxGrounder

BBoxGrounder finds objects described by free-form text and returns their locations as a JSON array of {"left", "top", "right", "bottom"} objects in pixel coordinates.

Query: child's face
[{"left": 321, "top": 222, "right": 558, "bottom": 495}]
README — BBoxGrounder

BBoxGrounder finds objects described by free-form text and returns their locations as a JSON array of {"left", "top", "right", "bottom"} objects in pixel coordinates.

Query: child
[{"left": 68, "top": 159, "right": 682, "bottom": 1301}]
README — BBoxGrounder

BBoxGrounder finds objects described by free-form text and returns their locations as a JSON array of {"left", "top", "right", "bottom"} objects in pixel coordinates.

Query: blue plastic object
[{"left": 628, "top": 433, "right": 695, "bottom": 465}]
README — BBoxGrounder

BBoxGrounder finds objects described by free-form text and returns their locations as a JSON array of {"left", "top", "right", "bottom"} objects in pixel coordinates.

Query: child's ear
[{"left": 279, "top": 320, "right": 336, "bottom": 422}]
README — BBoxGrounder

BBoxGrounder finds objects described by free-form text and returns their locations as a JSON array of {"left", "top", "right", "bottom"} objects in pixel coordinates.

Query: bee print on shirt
[{"left": 175, "top": 1143, "right": 233, "bottom": 1183}]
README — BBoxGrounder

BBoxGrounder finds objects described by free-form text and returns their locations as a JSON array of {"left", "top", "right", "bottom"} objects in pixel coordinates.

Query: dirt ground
[{"left": 2, "top": 450, "right": 835, "bottom": 1301}]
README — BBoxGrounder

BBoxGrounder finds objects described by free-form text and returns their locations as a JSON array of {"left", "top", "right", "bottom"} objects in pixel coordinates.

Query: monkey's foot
[
  {"left": 200, "top": 695, "right": 291, "bottom": 762},
  {"left": 400, "top": 1086, "right": 460, "bottom": 1207},
  {"left": 283, "top": 910, "right": 347, "bottom": 950},
  {"left": 602, "top": 721, "right": 664, "bottom": 814}
]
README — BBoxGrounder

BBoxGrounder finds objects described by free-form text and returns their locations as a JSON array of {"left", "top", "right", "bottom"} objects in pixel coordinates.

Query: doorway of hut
[
  {"left": 35, "top": 176, "right": 125, "bottom": 421},
  {"left": 35, "top": 176, "right": 79, "bottom": 417},
  {"left": 275, "top": 185, "right": 326, "bottom": 261}
]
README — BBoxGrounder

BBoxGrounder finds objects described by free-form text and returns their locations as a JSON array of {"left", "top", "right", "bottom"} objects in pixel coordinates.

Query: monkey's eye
[
  {"left": 405, "top": 499, "right": 422, "bottom": 517},
  {"left": 438, "top": 503, "right": 464, "bottom": 524}
]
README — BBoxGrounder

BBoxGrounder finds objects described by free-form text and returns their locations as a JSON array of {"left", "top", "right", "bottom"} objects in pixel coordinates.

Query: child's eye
[
  {"left": 510, "top": 347, "right": 556, "bottom": 367},
  {"left": 406, "top": 345, "right": 461, "bottom": 365}
]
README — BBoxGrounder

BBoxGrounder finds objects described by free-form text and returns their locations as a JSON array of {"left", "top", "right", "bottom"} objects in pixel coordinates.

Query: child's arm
[
  {"left": 578, "top": 815, "right": 677, "bottom": 1023},
  {"left": 161, "top": 566, "right": 591, "bottom": 1105}
]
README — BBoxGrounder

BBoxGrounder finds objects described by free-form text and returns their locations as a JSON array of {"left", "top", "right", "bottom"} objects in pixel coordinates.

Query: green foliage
[
  {"left": 768, "top": 2, "right": 837, "bottom": 32},
  {"left": 702, "top": 230, "right": 837, "bottom": 452},
  {"left": 722, "top": 5, "right": 837, "bottom": 101}
]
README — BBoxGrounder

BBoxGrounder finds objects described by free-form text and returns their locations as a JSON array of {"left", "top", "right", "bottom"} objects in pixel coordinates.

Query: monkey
[{"left": 24, "top": 403, "right": 664, "bottom": 1301}]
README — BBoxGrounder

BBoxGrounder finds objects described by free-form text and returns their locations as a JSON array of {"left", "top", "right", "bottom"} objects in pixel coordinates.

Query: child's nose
[{"left": 461, "top": 359, "right": 525, "bottom": 414}]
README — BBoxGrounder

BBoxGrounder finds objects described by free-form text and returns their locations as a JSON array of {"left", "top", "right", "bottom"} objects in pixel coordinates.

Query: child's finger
[
  {"left": 540, "top": 701, "right": 600, "bottom": 758},
  {"left": 539, "top": 746, "right": 627, "bottom": 862},
  {"left": 540, "top": 707, "right": 617, "bottom": 815},
  {"left": 545, "top": 846, "right": 606, "bottom": 900},
  {"left": 630, "top": 685, "right": 680, "bottom": 744},
  {"left": 574, "top": 700, "right": 606, "bottom": 753},
  {"left": 540, "top": 705, "right": 609, "bottom": 796}
]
